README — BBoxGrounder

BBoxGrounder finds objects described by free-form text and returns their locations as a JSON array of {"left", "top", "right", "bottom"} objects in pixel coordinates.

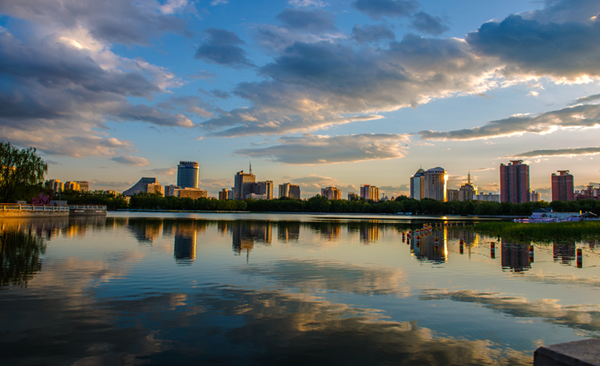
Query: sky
[{"left": 1, "top": 0, "right": 600, "bottom": 199}]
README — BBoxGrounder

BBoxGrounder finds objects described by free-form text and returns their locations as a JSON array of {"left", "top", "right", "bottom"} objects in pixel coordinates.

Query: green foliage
[
  {"left": 473, "top": 221, "right": 600, "bottom": 243},
  {"left": 59, "top": 190, "right": 129, "bottom": 210},
  {"left": 0, "top": 141, "right": 48, "bottom": 202},
  {"left": 128, "top": 192, "right": 248, "bottom": 211}
]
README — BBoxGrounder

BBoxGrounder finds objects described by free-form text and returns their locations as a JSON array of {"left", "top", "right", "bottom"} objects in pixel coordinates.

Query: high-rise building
[
  {"left": 500, "top": 160, "right": 530, "bottom": 203},
  {"left": 530, "top": 191, "right": 540, "bottom": 202},
  {"left": 447, "top": 189, "right": 459, "bottom": 201},
  {"left": 77, "top": 181, "right": 90, "bottom": 192},
  {"left": 64, "top": 181, "right": 80, "bottom": 191},
  {"left": 46, "top": 179, "right": 64, "bottom": 192},
  {"left": 321, "top": 187, "right": 342, "bottom": 200},
  {"left": 234, "top": 169, "right": 256, "bottom": 200},
  {"left": 459, "top": 172, "right": 478, "bottom": 201},
  {"left": 123, "top": 177, "right": 164, "bottom": 196},
  {"left": 348, "top": 192, "right": 359, "bottom": 201},
  {"left": 410, "top": 168, "right": 425, "bottom": 200},
  {"left": 279, "top": 183, "right": 301, "bottom": 199},
  {"left": 474, "top": 193, "right": 500, "bottom": 202},
  {"left": 177, "top": 161, "right": 199, "bottom": 188},
  {"left": 552, "top": 170, "right": 574, "bottom": 202},
  {"left": 219, "top": 188, "right": 230, "bottom": 200},
  {"left": 360, "top": 185, "right": 380, "bottom": 201},
  {"left": 249, "top": 181, "right": 273, "bottom": 200},
  {"left": 424, "top": 167, "right": 448, "bottom": 201}
]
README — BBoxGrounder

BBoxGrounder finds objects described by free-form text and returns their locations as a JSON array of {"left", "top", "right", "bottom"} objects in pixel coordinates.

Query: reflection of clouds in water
[
  {"left": 522, "top": 273, "right": 600, "bottom": 289},
  {"left": 421, "top": 289, "right": 600, "bottom": 336},
  {"left": 238, "top": 259, "right": 412, "bottom": 296}
]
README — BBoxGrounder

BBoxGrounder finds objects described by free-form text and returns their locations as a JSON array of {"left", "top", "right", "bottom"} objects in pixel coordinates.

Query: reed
[{"left": 472, "top": 221, "right": 600, "bottom": 242}]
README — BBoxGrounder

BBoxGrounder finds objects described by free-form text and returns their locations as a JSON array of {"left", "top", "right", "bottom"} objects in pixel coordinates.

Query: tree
[{"left": 0, "top": 142, "right": 48, "bottom": 202}]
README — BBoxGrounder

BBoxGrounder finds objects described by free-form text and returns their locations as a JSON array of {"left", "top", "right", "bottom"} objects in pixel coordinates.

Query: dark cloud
[
  {"left": 351, "top": 24, "right": 396, "bottom": 43},
  {"left": 276, "top": 8, "right": 337, "bottom": 32},
  {"left": 235, "top": 133, "right": 410, "bottom": 164},
  {"left": 572, "top": 93, "right": 600, "bottom": 105},
  {"left": 509, "top": 147, "right": 600, "bottom": 159},
  {"left": 410, "top": 11, "right": 450, "bottom": 35},
  {"left": 418, "top": 103, "right": 600, "bottom": 141},
  {"left": 0, "top": 0, "right": 189, "bottom": 46},
  {"left": 351, "top": 0, "right": 419, "bottom": 19},
  {"left": 524, "top": 0, "right": 600, "bottom": 24},
  {"left": 466, "top": 14, "right": 600, "bottom": 80},
  {"left": 110, "top": 155, "right": 150, "bottom": 166},
  {"left": 210, "top": 89, "right": 231, "bottom": 99},
  {"left": 195, "top": 28, "right": 255, "bottom": 68}
]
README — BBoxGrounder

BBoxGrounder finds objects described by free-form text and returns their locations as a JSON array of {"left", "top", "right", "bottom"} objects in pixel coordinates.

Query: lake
[{"left": 1, "top": 212, "right": 599, "bottom": 365}]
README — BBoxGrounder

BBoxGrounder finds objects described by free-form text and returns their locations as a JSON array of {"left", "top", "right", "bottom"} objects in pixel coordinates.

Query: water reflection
[
  {"left": 230, "top": 221, "right": 272, "bottom": 256},
  {"left": 501, "top": 241, "right": 532, "bottom": 273},
  {"left": 554, "top": 242, "right": 576, "bottom": 265},
  {"left": 0, "top": 230, "right": 46, "bottom": 288}
]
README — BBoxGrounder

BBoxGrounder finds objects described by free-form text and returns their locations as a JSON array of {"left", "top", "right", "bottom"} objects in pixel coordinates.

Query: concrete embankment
[
  {"left": 535, "top": 339, "right": 600, "bottom": 366},
  {"left": 0, "top": 204, "right": 107, "bottom": 218}
]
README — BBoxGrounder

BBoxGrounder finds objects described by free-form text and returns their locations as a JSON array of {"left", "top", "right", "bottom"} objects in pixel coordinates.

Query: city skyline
[{"left": 2, "top": 0, "right": 600, "bottom": 199}]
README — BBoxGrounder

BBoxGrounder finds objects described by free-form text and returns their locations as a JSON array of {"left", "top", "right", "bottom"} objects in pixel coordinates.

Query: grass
[{"left": 471, "top": 221, "right": 600, "bottom": 243}]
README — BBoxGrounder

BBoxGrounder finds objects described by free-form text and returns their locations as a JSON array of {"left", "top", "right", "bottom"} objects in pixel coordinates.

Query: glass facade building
[{"left": 177, "top": 161, "right": 199, "bottom": 188}]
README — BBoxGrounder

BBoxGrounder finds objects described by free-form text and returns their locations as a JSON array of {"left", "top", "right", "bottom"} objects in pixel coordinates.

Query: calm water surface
[{"left": 1, "top": 212, "right": 599, "bottom": 365}]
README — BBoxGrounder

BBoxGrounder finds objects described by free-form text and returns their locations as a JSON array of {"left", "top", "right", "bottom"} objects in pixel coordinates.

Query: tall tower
[
  {"left": 500, "top": 160, "right": 530, "bottom": 203},
  {"left": 410, "top": 167, "right": 425, "bottom": 200},
  {"left": 234, "top": 170, "right": 256, "bottom": 200},
  {"left": 551, "top": 170, "right": 574, "bottom": 202},
  {"left": 177, "top": 161, "right": 199, "bottom": 188},
  {"left": 423, "top": 167, "right": 448, "bottom": 201}
]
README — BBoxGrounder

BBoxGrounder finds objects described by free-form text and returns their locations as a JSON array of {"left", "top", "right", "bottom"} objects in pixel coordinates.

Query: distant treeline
[{"left": 39, "top": 191, "right": 600, "bottom": 216}]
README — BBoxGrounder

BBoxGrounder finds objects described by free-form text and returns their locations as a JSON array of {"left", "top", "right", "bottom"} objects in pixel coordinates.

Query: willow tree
[{"left": 0, "top": 142, "right": 48, "bottom": 202}]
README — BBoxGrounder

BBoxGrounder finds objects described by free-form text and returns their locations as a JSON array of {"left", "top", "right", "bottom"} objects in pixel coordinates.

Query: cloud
[
  {"left": 351, "top": 24, "right": 396, "bottom": 43},
  {"left": 210, "top": 89, "right": 231, "bottom": 99},
  {"left": 210, "top": 0, "right": 228, "bottom": 5},
  {"left": 410, "top": 12, "right": 450, "bottom": 36},
  {"left": 235, "top": 133, "right": 410, "bottom": 165},
  {"left": 572, "top": 94, "right": 600, "bottom": 105},
  {"left": 466, "top": 10, "right": 600, "bottom": 80},
  {"left": 276, "top": 8, "right": 337, "bottom": 33},
  {"left": 351, "top": 0, "right": 419, "bottom": 19},
  {"left": 0, "top": 0, "right": 189, "bottom": 46},
  {"left": 91, "top": 179, "right": 134, "bottom": 190},
  {"left": 186, "top": 70, "right": 219, "bottom": 80},
  {"left": 470, "top": 167, "right": 495, "bottom": 172},
  {"left": 418, "top": 103, "right": 600, "bottom": 141},
  {"left": 252, "top": 24, "right": 333, "bottom": 53},
  {"left": 142, "top": 167, "right": 177, "bottom": 176},
  {"left": 159, "top": 95, "right": 213, "bottom": 118},
  {"left": 509, "top": 147, "right": 600, "bottom": 159},
  {"left": 110, "top": 155, "right": 151, "bottom": 166},
  {"left": 195, "top": 28, "right": 255, "bottom": 68},
  {"left": 288, "top": 0, "right": 325, "bottom": 7}
]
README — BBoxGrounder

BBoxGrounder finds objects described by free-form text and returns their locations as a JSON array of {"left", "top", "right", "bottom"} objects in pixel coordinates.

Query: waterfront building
[
  {"left": 459, "top": 172, "right": 478, "bottom": 201},
  {"left": 410, "top": 167, "right": 425, "bottom": 200},
  {"left": 551, "top": 170, "right": 574, "bottom": 202},
  {"left": 360, "top": 185, "right": 380, "bottom": 201},
  {"left": 348, "top": 192, "right": 359, "bottom": 201},
  {"left": 165, "top": 185, "right": 178, "bottom": 197},
  {"left": 530, "top": 191, "right": 540, "bottom": 202},
  {"left": 46, "top": 179, "right": 64, "bottom": 192},
  {"left": 77, "top": 181, "right": 90, "bottom": 192},
  {"left": 123, "top": 177, "right": 164, "bottom": 196},
  {"left": 474, "top": 193, "right": 501, "bottom": 202},
  {"left": 234, "top": 169, "right": 256, "bottom": 200},
  {"left": 64, "top": 181, "right": 80, "bottom": 191},
  {"left": 575, "top": 185, "right": 600, "bottom": 200},
  {"left": 500, "top": 160, "right": 530, "bottom": 203},
  {"left": 321, "top": 187, "right": 342, "bottom": 200},
  {"left": 279, "top": 183, "right": 301, "bottom": 199},
  {"left": 219, "top": 188, "right": 230, "bottom": 200},
  {"left": 177, "top": 161, "right": 199, "bottom": 188},
  {"left": 447, "top": 189, "right": 459, "bottom": 202},
  {"left": 423, "top": 167, "right": 448, "bottom": 201}
]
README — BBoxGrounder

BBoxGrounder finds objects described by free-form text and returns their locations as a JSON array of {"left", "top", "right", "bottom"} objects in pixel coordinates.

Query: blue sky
[{"left": 1, "top": 0, "right": 600, "bottom": 199}]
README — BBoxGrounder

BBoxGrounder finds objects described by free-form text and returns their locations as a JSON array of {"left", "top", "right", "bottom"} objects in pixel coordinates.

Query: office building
[
  {"left": 348, "top": 192, "right": 359, "bottom": 201},
  {"left": 234, "top": 169, "right": 256, "bottom": 200},
  {"left": 123, "top": 177, "right": 164, "bottom": 196},
  {"left": 500, "top": 160, "right": 530, "bottom": 203},
  {"left": 321, "top": 187, "right": 342, "bottom": 200},
  {"left": 360, "top": 185, "right": 380, "bottom": 201},
  {"left": 474, "top": 193, "right": 500, "bottom": 202},
  {"left": 64, "top": 181, "right": 80, "bottom": 191},
  {"left": 447, "top": 189, "right": 459, "bottom": 201},
  {"left": 575, "top": 185, "right": 600, "bottom": 200},
  {"left": 249, "top": 181, "right": 273, "bottom": 200},
  {"left": 424, "top": 167, "right": 448, "bottom": 201},
  {"left": 459, "top": 172, "right": 478, "bottom": 201},
  {"left": 551, "top": 170, "right": 574, "bottom": 202},
  {"left": 410, "top": 167, "right": 425, "bottom": 200},
  {"left": 530, "top": 191, "right": 540, "bottom": 202},
  {"left": 279, "top": 183, "right": 301, "bottom": 199},
  {"left": 77, "top": 181, "right": 90, "bottom": 192},
  {"left": 219, "top": 188, "right": 230, "bottom": 200},
  {"left": 177, "top": 161, "right": 199, "bottom": 188},
  {"left": 165, "top": 185, "right": 207, "bottom": 199},
  {"left": 46, "top": 179, "right": 64, "bottom": 192}
]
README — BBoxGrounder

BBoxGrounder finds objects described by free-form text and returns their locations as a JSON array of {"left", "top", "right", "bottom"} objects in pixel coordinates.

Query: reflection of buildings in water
[
  {"left": 0, "top": 230, "right": 46, "bottom": 288},
  {"left": 501, "top": 241, "right": 531, "bottom": 272},
  {"left": 553, "top": 243, "right": 576, "bottom": 264},
  {"left": 319, "top": 224, "right": 341, "bottom": 242},
  {"left": 127, "top": 219, "right": 164, "bottom": 244},
  {"left": 217, "top": 221, "right": 228, "bottom": 235},
  {"left": 277, "top": 222, "right": 300, "bottom": 243},
  {"left": 0, "top": 217, "right": 70, "bottom": 240},
  {"left": 65, "top": 216, "right": 107, "bottom": 239},
  {"left": 230, "top": 221, "right": 273, "bottom": 256},
  {"left": 587, "top": 240, "right": 598, "bottom": 250},
  {"left": 413, "top": 232, "right": 447, "bottom": 263},
  {"left": 174, "top": 223, "right": 197, "bottom": 265},
  {"left": 360, "top": 225, "right": 380, "bottom": 244}
]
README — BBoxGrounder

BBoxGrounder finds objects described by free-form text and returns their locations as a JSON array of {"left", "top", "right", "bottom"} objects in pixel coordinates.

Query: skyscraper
[
  {"left": 360, "top": 185, "right": 380, "bottom": 201},
  {"left": 410, "top": 167, "right": 425, "bottom": 200},
  {"left": 321, "top": 187, "right": 342, "bottom": 200},
  {"left": 459, "top": 172, "right": 478, "bottom": 201},
  {"left": 177, "top": 161, "right": 199, "bottom": 188},
  {"left": 552, "top": 170, "right": 574, "bottom": 202},
  {"left": 423, "top": 167, "right": 448, "bottom": 201},
  {"left": 500, "top": 160, "right": 530, "bottom": 203},
  {"left": 234, "top": 169, "right": 256, "bottom": 200},
  {"left": 279, "top": 183, "right": 301, "bottom": 199}
]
